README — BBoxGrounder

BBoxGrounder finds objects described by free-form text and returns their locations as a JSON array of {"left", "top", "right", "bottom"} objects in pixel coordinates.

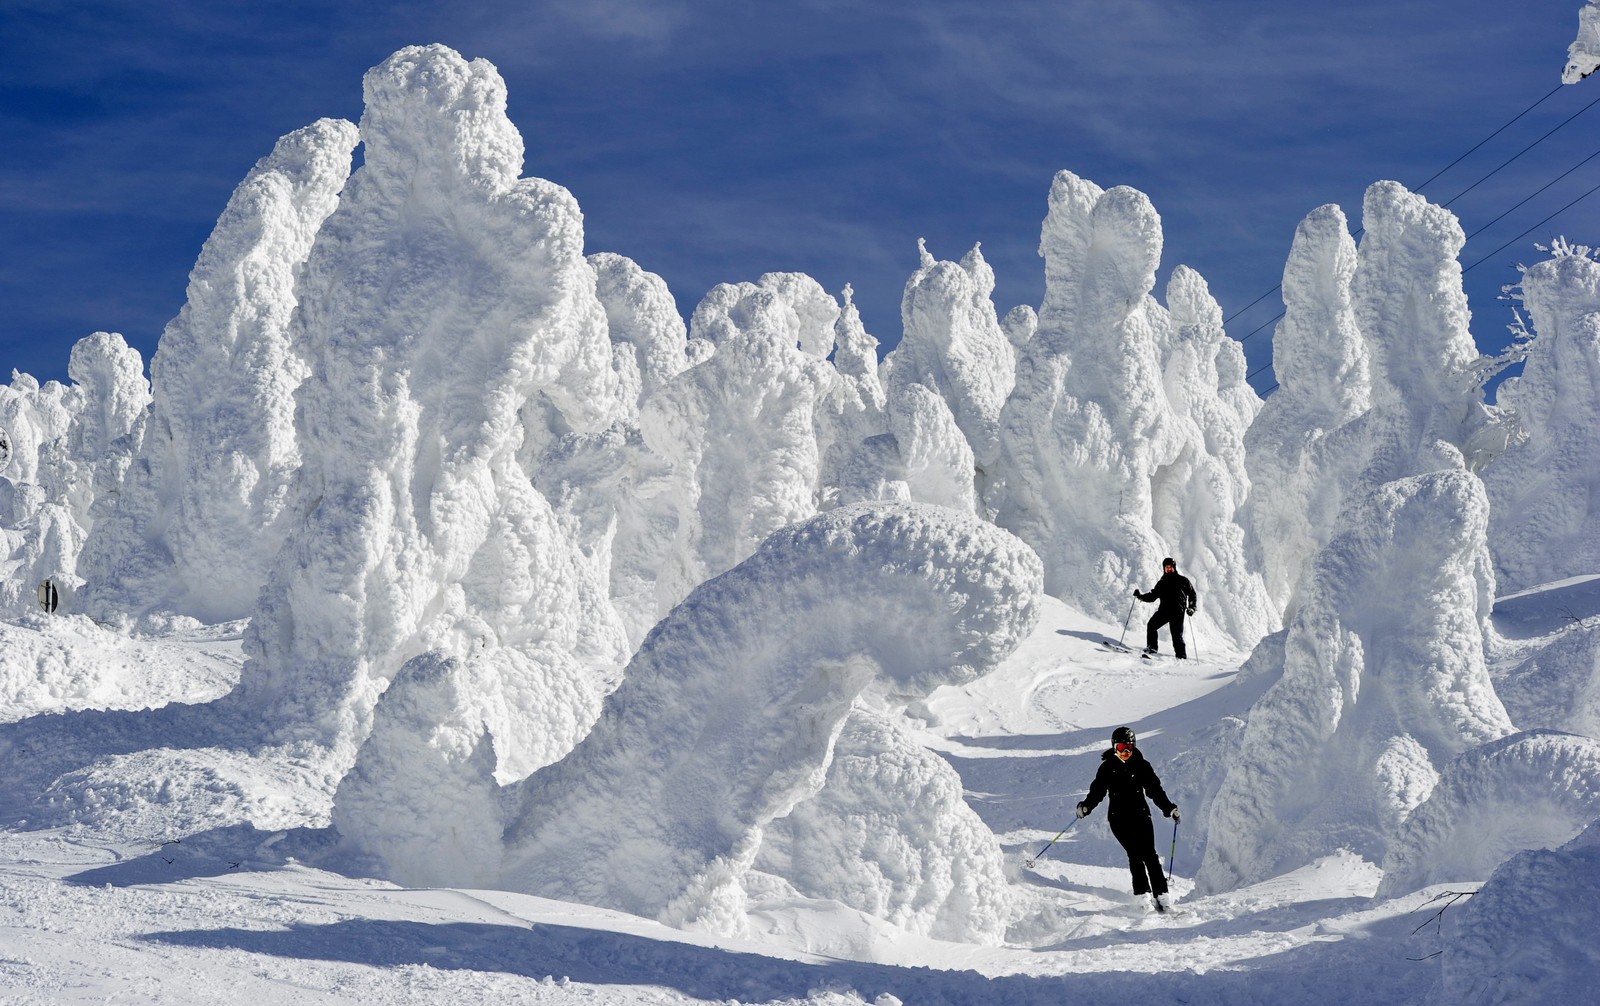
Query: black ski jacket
[
  {"left": 1081, "top": 748, "right": 1176, "bottom": 821},
  {"left": 1137, "top": 571, "right": 1196, "bottom": 615}
]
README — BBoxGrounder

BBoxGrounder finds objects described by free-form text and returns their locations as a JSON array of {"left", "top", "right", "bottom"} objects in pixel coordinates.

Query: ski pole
[
  {"left": 1117, "top": 599, "right": 1136, "bottom": 649},
  {"left": 1167, "top": 819, "right": 1179, "bottom": 884},
  {"left": 1024, "top": 816, "right": 1080, "bottom": 868}
]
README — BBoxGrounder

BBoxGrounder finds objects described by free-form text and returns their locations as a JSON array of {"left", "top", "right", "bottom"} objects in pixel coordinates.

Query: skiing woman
[
  {"left": 1134, "top": 556, "right": 1197, "bottom": 659},
  {"left": 1076, "top": 726, "right": 1181, "bottom": 912}
]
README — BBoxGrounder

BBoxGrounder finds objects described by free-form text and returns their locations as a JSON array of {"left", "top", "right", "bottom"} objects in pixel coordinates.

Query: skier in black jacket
[
  {"left": 1076, "top": 726, "right": 1180, "bottom": 912},
  {"left": 1135, "top": 556, "right": 1196, "bottom": 659}
]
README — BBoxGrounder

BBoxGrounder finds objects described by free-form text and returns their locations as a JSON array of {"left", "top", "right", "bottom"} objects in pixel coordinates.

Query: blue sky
[{"left": 2, "top": 1, "right": 1595, "bottom": 393}]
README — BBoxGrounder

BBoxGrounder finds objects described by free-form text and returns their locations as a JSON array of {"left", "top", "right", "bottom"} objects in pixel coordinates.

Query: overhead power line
[
  {"left": 1223, "top": 83, "right": 1574, "bottom": 337},
  {"left": 1439, "top": 89, "right": 1600, "bottom": 208},
  {"left": 1463, "top": 175, "right": 1600, "bottom": 273},
  {"left": 1465, "top": 142, "right": 1600, "bottom": 241},
  {"left": 1412, "top": 84, "right": 1565, "bottom": 194},
  {"left": 1222, "top": 284, "right": 1281, "bottom": 326}
]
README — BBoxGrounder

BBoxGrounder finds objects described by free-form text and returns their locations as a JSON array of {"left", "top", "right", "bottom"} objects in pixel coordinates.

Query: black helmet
[
  {"left": 1161, "top": 557, "right": 1176, "bottom": 569},
  {"left": 1111, "top": 726, "right": 1136, "bottom": 745}
]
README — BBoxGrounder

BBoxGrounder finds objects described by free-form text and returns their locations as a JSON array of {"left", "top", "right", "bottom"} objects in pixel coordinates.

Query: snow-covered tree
[
  {"left": 77, "top": 120, "right": 357, "bottom": 625},
  {"left": 1199, "top": 471, "right": 1513, "bottom": 894},
  {"left": 1484, "top": 244, "right": 1600, "bottom": 592},
  {"left": 234, "top": 46, "right": 630, "bottom": 782}
]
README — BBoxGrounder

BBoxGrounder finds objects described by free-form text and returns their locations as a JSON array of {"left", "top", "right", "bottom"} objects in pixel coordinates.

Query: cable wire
[
  {"left": 1224, "top": 83, "right": 1569, "bottom": 333},
  {"left": 1463, "top": 175, "right": 1600, "bottom": 274},
  {"left": 1465, "top": 142, "right": 1600, "bottom": 240},
  {"left": 1440, "top": 90, "right": 1600, "bottom": 208},
  {"left": 1412, "top": 83, "right": 1565, "bottom": 194}
]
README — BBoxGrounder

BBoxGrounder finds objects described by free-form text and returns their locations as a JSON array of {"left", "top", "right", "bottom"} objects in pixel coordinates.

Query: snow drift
[
  {"left": 1378, "top": 730, "right": 1600, "bottom": 897},
  {"left": 1431, "top": 819, "right": 1600, "bottom": 1004}
]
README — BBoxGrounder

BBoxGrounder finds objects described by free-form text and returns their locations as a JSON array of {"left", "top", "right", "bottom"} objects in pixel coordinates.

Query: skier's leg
[
  {"left": 1144, "top": 843, "right": 1168, "bottom": 895},
  {"left": 1147, "top": 610, "right": 1170, "bottom": 653},
  {"left": 1172, "top": 611, "right": 1187, "bottom": 659},
  {"left": 1110, "top": 814, "right": 1157, "bottom": 895}
]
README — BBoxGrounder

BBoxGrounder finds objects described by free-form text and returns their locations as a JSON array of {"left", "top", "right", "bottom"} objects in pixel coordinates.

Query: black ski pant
[
  {"left": 1146, "top": 608, "right": 1187, "bottom": 658},
  {"left": 1109, "top": 810, "right": 1167, "bottom": 896}
]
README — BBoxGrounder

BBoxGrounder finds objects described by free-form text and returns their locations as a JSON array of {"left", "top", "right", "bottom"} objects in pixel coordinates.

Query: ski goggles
[{"left": 1115, "top": 742, "right": 1135, "bottom": 755}]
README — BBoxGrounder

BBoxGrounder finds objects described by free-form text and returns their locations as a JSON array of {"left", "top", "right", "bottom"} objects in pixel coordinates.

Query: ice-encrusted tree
[
  {"left": 76, "top": 119, "right": 359, "bottom": 624},
  {"left": 1242, "top": 184, "right": 1507, "bottom": 617},
  {"left": 1198, "top": 471, "right": 1514, "bottom": 894},
  {"left": 991, "top": 171, "right": 1269, "bottom": 647},
  {"left": 234, "top": 46, "right": 630, "bottom": 780},
  {"left": 1349, "top": 182, "right": 1502, "bottom": 482},
  {"left": 1156, "top": 266, "right": 1274, "bottom": 644},
  {"left": 991, "top": 172, "right": 1178, "bottom": 622},
  {"left": 1566, "top": 0, "right": 1600, "bottom": 83},
  {"left": 639, "top": 274, "right": 837, "bottom": 604},
  {"left": 1241, "top": 205, "right": 1371, "bottom": 614},
  {"left": 531, "top": 253, "right": 690, "bottom": 648},
  {"left": 881, "top": 240, "right": 1015, "bottom": 512},
  {"left": 0, "top": 335, "right": 148, "bottom": 616},
  {"left": 1484, "top": 245, "right": 1600, "bottom": 592},
  {"left": 590, "top": 251, "right": 692, "bottom": 416},
  {"left": 817, "top": 286, "right": 891, "bottom": 507}
]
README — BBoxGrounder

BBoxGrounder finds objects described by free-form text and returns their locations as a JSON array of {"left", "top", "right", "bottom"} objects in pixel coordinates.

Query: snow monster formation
[
  {"left": 1484, "top": 245, "right": 1600, "bottom": 592},
  {"left": 881, "top": 240, "right": 1014, "bottom": 513},
  {"left": 1241, "top": 204, "right": 1370, "bottom": 615},
  {"left": 532, "top": 252, "right": 691, "bottom": 649},
  {"left": 501, "top": 503, "right": 1038, "bottom": 937},
  {"left": 1154, "top": 265, "right": 1274, "bottom": 645},
  {"left": 990, "top": 170, "right": 1269, "bottom": 647},
  {"left": 233, "top": 45, "right": 631, "bottom": 779},
  {"left": 76, "top": 119, "right": 359, "bottom": 625},
  {"left": 639, "top": 273, "right": 838, "bottom": 603},
  {"left": 1198, "top": 471, "right": 1514, "bottom": 894},
  {"left": 337, "top": 503, "right": 1042, "bottom": 941},
  {"left": 0, "top": 334, "right": 149, "bottom": 617},
  {"left": 1245, "top": 184, "right": 1507, "bottom": 617}
]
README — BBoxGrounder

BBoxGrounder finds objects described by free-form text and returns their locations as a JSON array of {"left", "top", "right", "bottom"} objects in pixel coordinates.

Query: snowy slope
[{"left": 0, "top": 593, "right": 1570, "bottom": 1005}]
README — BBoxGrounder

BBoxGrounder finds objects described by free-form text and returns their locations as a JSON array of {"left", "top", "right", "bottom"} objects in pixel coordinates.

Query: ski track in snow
[{"left": 0, "top": 596, "right": 1471, "bottom": 1004}]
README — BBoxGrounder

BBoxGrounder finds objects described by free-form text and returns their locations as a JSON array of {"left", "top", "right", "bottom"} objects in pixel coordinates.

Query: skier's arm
[
  {"left": 1141, "top": 761, "right": 1176, "bottom": 817},
  {"left": 1184, "top": 579, "right": 1197, "bottom": 615},
  {"left": 1079, "top": 763, "right": 1110, "bottom": 815}
]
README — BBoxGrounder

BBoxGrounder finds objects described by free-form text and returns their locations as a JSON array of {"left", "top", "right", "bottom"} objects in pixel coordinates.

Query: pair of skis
[{"left": 1096, "top": 640, "right": 1170, "bottom": 660}]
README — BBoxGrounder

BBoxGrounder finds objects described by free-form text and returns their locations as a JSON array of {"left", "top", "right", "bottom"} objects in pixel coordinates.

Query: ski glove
[
  {"left": 1168, "top": 807, "right": 1181, "bottom": 824},
  {"left": 1186, "top": 603, "right": 1196, "bottom": 616},
  {"left": 1075, "top": 802, "right": 1090, "bottom": 819}
]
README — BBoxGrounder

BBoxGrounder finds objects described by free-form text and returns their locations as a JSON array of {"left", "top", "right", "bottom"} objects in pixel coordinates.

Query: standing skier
[
  {"left": 1134, "top": 557, "right": 1196, "bottom": 659},
  {"left": 1076, "top": 726, "right": 1180, "bottom": 912}
]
